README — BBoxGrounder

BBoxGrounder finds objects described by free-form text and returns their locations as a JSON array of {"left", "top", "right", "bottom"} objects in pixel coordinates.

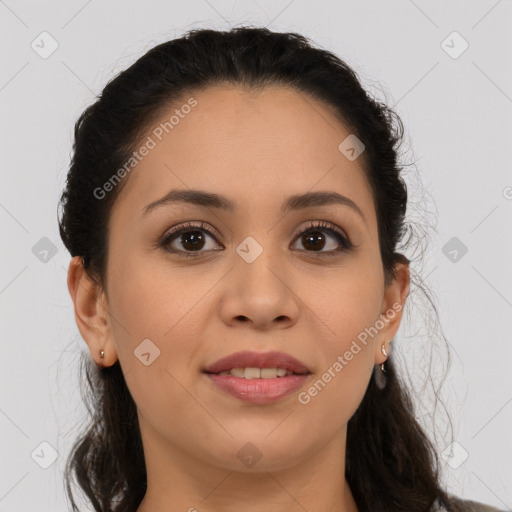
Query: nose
[{"left": 219, "top": 252, "right": 300, "bottom": 331}]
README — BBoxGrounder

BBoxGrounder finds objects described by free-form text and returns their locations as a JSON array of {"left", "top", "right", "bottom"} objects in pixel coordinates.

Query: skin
[{"left": 67, "top": 84, "right": 410, "bottom": 512}]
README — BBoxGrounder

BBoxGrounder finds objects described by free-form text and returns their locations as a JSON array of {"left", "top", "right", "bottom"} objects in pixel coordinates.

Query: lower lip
[{"left": 203, "top": 373, "right": 309, "bottom": 404}]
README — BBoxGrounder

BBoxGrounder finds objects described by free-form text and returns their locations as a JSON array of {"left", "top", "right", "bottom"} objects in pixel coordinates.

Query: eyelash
[{"left": 156, "top": 220, "right": 354, "bottom": 258}]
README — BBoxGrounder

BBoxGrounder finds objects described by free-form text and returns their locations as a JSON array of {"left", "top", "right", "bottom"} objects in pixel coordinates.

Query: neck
[{"left": 136, "top": 417, "right": 359, "bottom": 512}]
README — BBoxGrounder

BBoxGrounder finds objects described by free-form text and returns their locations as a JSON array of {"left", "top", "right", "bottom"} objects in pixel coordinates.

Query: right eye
[{"left": 158, "top": 221, "right": 224, "bottom": 257}]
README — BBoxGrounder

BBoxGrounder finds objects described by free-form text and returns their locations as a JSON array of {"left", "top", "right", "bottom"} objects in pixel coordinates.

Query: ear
[
  {"left": 67, "top": 256, "right": 118, "bottom": 367},
  {"left": 374, "top": 258, "right": 410, "bottom": 365}
]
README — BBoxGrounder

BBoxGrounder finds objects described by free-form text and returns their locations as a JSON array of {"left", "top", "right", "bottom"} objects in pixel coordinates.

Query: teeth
[
  {"left": 231, "top": 367, "right": 245, "bottom": 378},
  {"left": 260, "top": 368, "right": 277, "bottom": 379},
  {"left": 244, "top": 367, "right": 261, "bottom": 379},
  {"left": 217, "top": 367, "right": 294, "bottom": 378}
]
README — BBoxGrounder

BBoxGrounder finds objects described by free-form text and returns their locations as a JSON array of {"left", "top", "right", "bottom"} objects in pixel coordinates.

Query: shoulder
[{"left": 447, "top": 495, "right": 508, "bottom": 512}]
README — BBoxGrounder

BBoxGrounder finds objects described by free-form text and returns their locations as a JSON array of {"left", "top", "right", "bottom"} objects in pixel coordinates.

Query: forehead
[{"left": 110, "top": 84, "right": 375, "bottom": 226}]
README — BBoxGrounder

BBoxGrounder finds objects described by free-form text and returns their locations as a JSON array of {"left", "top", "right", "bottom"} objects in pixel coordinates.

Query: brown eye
[
  {"left": 175, "top": 230, "right": 207, "bottom": 251},
  {"left": 159, "top": 221, "right": 222, "bottom": 257},
  {"left": 291, "top": 220, "right": 353, "bottom": 256},
  {"left": 157, "top": 219, "right": 353, "bottom": 259},
  {"left": 299, "top": 230, "right": 330, "bottom": 251}
]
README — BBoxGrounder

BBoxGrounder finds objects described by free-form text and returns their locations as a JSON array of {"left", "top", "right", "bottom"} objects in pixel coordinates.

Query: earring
[
  {"left": 374, "top": 340, "right": 391, "bottom": 390},
  {"left": 380, "top": 341, "right": 388, "bottom": 372},
  {"left": 99, "top": 349, "right": 105, "bottom": 359}
]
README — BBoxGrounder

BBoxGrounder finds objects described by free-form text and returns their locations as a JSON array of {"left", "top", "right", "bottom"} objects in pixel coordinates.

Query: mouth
[
  {"left": 202, "top": 350, "right": 311, "bottom": 376},
  {"left": 202, "top": 350, "right": 311, "bottom": 404},
  {"left": 203, "top": 367, "right": 308, "bottom": 378}
]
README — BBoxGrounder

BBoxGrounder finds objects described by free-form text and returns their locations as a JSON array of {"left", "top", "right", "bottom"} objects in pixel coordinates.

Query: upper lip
[{"left": 202, "top": 350, "right": 311, "bottom": 374}]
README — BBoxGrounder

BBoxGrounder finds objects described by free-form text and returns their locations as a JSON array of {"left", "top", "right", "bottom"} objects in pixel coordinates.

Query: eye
[
  {"left": 157, "top": 221, "right": 222, "bottom": 258},
  {"left": 156, "top": 219, "right": 353, "bottom": 258},
  {"left": 290, "top": 220, "right": 353, "bottom": 256}
]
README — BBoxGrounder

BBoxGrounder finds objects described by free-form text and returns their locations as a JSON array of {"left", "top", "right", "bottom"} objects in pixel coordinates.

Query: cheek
[
  {"left": 108, "top": 271, "right": 167, "bottom": 339},
  {"left": 107, "top": 243, "right": 191, "bottom": 334},
  {"left": 302, "top": 263, "right": 382, "bottom": 346},
  {"left": 106, "top": 263, "right": 206, "bottom": 426},
  {"left": 107, "top": 251, "right": 213, "bottom": 377},
  {"left": 105, "top": 261, "right": 174, "bottom": 383},
  {"left": 296, "top": 265, "right": 381, "bottom": 396},
  {"left": 297, "top": 282, "right": 379, "bottom": 423}
]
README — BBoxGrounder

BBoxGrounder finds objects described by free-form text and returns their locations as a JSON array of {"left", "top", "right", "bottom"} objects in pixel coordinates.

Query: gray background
[{"left": 1, "top": 0, "right": 511, "bottom": 510}]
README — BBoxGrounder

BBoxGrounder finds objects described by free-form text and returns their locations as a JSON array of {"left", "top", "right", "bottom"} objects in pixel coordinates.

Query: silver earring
[{"left": 99, "top": 349, "right": 105, "bottom": 359}]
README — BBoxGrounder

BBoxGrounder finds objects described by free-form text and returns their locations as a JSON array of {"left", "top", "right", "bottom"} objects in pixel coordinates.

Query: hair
[{"left": 58, "top": 26, "right": 463, "bottom": 512}]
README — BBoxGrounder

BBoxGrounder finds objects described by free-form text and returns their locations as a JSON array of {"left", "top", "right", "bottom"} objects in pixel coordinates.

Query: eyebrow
[{"left": 141, "top": 188, "right": 366, "bottom": 223}]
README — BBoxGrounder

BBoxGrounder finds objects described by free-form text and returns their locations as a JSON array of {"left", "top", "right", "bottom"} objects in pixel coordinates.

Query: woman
[{"left": 59, "top": 26, "right": 505, "bottom": 512}]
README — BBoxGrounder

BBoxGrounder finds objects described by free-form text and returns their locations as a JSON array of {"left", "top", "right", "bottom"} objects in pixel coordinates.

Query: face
[{"left": 71, "top": 84, "right": 409, "bottom": 475}]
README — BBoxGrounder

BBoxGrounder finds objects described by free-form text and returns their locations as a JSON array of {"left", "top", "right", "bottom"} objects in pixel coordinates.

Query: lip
[
  {"left": 204, "top": 373, "right": 310, "bottom": 404},
  {"left": 202, "top": 350, "right": 311, "bottom": 375}
]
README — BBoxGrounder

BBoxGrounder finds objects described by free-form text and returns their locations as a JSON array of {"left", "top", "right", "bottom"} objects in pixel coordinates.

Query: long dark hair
[{"left": 58, "top": 26, "right": 462, "bottom": 512}]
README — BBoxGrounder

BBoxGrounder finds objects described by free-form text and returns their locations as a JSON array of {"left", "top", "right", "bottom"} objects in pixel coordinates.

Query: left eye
[
  {"left": 158, "top": 220, "right": 353, "bottom": 257},
  {"left": 291, "top": 221, "right": 352, "bottom": 255}
]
